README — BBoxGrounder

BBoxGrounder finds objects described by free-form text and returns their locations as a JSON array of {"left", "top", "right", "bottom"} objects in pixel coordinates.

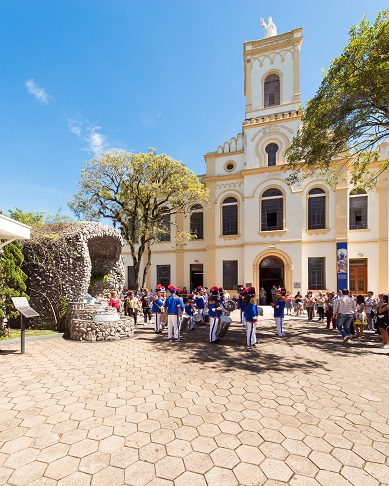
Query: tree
[
  {"left": 0, "top": 242, "right": 28, "bottom": 325},
  {"left": 286, "top": 10, "right": 389, "bottom": 187},
  {"left": 69, "top": 149, "right": 209, "bottom": 290}
]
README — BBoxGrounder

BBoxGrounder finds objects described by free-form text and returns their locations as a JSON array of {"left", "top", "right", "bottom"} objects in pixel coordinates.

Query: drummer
[
  {"left": 244, "top": 286, "right": 258, "bottom": 347},
  {"left": 185, "top": 297, "right": 195, "bottom": 331},
  {"left": 151, "top": 284, "right": 165, "bottom": 334},
  {"left": 209, "top": 286, "right": 222, "bottom": 344},
  {"left": 218, "top": 287, "right": 227, "bottom": 310}
]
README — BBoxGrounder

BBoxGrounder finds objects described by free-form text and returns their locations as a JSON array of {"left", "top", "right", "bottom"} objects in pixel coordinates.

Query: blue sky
[{"left": 0, "top": 0, "right": 387, "bottom": 217}]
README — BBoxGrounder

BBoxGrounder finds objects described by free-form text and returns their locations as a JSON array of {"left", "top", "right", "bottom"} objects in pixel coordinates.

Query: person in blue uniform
[
  {"left": 151, "top": 284, "right": 165, "bottom": 334},
  {"left": 208, "top": 286, "right": 222, "bottom": 343},
  {"left": 165, "top": 285, "right": 184, "bottom": 342},
  {"left": 238, "top": 287, "right": 246, "bottom": 326},
  {"left": 244, "top": 287, "right": 258, "bottom": 347},
  {"left": 271, "top": 291, "right": 286, "bottom": 337},
  {"left": 194, "top": 288, "right": 206, "bottom": 322},
  {"left": 185, "top": 298, "right": 195, "bottom": 331}
]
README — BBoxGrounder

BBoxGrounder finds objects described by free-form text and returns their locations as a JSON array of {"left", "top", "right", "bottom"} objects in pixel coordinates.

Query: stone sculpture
[{"left": 260, "top": 16, "right": 277, "bottom": 38}]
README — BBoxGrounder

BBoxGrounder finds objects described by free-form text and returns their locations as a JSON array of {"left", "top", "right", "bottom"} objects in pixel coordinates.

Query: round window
[{"left": 224, "top": 161, "right": 236, "bottom": 172}]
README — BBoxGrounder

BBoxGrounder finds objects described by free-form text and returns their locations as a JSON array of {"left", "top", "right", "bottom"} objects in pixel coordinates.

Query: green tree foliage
[
  {"left": 286, "top": 10, "right": 389, "bottom": 187},
  {"left": 8, "top": 208, "right": 44, "bottom": 227},
  {"left": 69, "top": 149, "right": 209, "bottom": 289},
  {"left": 0, "top": 242, "right": 28, "bottom": 322}
]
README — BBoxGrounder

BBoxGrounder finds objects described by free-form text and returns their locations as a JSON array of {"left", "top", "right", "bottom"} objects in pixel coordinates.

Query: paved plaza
[{"left": 0, "top": 310, "right": 388, "bottom": 486}]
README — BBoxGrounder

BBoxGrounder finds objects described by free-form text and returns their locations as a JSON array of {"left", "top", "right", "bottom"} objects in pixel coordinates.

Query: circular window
[{"left": 224, "top": 161, "right": 236, "bottom": 172}]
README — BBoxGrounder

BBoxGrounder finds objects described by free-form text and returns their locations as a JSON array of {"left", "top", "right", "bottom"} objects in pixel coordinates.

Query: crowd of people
[{"left": 108, "top": 285, "right": 389, "bottom": 350}]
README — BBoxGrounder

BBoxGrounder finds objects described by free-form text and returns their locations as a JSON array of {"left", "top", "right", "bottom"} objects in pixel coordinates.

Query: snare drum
[
  {"left": 160, "top": 312, "right": 168, "bottom": 324},
  {"left": 180, "top": 314, "right": 189, "bottom": 332},
  {"left": 223, "top": 300, "right": 236, "bottom": 312},
  {"left": 203, "top": 308, "right": 209, "bottom": 323},
  {"left": 256, "top": 306, "right": 264, "bottom": 316},
  {"left": 193, "top": 313, "right": 203, "bottom": 324}
]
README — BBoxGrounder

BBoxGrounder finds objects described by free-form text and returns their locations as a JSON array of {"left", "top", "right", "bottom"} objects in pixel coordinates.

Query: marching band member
[
  {"left": 165, "top": 284, "right": 184, "bottom": 342},
  {"left": 240, "top": 288, "right": 247, "bottom": 328},
  {"left": 244, "top": 287, "right": 258, "bottom": 347},
  {"left": 185, "top": 297, "right": 195, "bottom": 331},
  {"left": 208, "top": 286, "right": 222, "bottom": 344},
  {"left": 151, "top": 284, "right": 165, "bottom": 334},
  {"left": 194, "top": 287, "right": 206, "bottom": 321}
]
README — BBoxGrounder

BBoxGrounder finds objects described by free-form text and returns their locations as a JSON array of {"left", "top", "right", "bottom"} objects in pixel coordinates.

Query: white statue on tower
[{"left": 260, "top": 16, "right": 277, "bottom": 38}]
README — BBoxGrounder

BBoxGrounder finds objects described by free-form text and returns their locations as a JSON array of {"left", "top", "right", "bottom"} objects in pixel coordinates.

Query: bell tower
[{"left": 244, "top": 23, "right": 303, "bottom": 120}]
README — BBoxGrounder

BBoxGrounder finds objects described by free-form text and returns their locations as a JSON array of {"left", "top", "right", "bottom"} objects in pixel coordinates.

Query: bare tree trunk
[{"left": 141, "top": 244, "right": 152, "bottom": 289}]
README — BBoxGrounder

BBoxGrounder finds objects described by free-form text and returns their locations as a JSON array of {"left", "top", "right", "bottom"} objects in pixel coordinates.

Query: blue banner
[{"left": 336, "top": 242, "right": 348, "bottom": 291}]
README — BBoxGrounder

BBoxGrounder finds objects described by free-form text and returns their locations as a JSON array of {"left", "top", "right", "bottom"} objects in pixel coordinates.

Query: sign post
[{"left": 11, "top": 297, "right": 40, "bottom": 354}]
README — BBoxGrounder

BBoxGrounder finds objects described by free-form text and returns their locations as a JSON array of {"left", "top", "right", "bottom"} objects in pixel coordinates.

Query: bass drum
[
  {"left": 223, "top": 300, "right": 236, "bottom": 312},
  {"left": 217, "top": 315, "right": 232, "bottom": 337}
]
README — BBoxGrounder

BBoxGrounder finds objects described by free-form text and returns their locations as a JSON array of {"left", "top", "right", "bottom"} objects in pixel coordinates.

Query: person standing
[
  {"left": 325, "top": 292, "right": 336, "bottom": 329},
  {"left": 271, "top": 285, "right": 277, "bottom": 303},
  {"left": 333, "top": 289, "right": 357, "bottom": 343},
  {"left": 285, "top": 291, "right": 293, "bottom": 315},
  {"left": 316, "top": 292, "right": 325, "bottom": 321},
  {"left": 165, "top": 285, "right": 184, "bottom": 342},
  {"left": 109, "top": 291, "right": 121, "bottom": 313},
  {"left": 244, "top": 287, "right": 258, "bottom": 347},
  {"left": 194, "top": 288, "right": 206, "bottom": 322},
  {"left": 125, "top": 292, "right": 139, "bottom": 326},
  {"left": 354, "top": 294, "right": 365, "bottom": 340},
  {"left": 272, "top": 292, "right": 286, "bottom": 337},
  {"left": 376, "top": 294, "right": 389, "bottom": 348},
  {"left": 140, "top": 289, "right": 152, "bottom": 325},
  {"left": 208, "top": 287, "right": 222, "bottom": 344},
  {"left": 185, "top": 298, "right": 195, "bottom": 331},
  {"left": 151, "top": 285, "right": 166, "bottom": 334},
  {"left": 259, "top": 287, "right": 267, "bottom": 306},
  {"left": 305, "top": 292, "right": 315, "bottom": 321},
  {"left": 364, "top": 291, "right": 377, "bottom": 331}
]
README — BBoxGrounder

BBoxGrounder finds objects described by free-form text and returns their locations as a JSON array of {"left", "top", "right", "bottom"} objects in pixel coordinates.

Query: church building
[{"left": 122, "top": 20, "right": 389, "bottom": 298}]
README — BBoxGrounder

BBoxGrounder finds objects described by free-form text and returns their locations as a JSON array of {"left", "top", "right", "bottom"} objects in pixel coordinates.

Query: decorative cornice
[{"left": 215, "top": 181, "right": 244, "bottom": 190}]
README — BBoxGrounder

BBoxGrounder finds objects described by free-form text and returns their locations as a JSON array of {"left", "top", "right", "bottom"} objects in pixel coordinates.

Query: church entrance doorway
[{"left": 259, "top": 257, "right": 284, "bottom": 304}]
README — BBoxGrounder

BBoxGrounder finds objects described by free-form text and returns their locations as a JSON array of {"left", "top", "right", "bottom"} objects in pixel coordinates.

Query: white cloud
[
  {"left": 25, "top": 79, "right": 51, "bottom": 104},
  {"left": 67, "top": 116, "right": 116, "bottom": 156}
]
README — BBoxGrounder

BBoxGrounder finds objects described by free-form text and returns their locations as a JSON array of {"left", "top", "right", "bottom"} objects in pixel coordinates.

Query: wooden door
[{"left": 349, "top": 259, "right": 367, "bottom": 295}]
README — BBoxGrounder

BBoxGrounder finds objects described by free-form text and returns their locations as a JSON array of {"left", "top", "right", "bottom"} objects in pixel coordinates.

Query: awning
[{"left": 0, "top": 214, "right": 31, "bottom": 249}]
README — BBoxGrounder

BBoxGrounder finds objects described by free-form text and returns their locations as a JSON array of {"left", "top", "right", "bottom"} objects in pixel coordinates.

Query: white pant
[
  {"left": 210, "top": 317, "right": 219, "bottom": 342},
  {"left": 154, "top": 313, "right": 161, "bottom": 332},
  {"left": 246, "top": 321, "right": 257, "bottom": 346},
  {"left": 275, "top": 317, "right": 284, "bottom": 336},
  {"left": 168, "top": 314, "right": 180, "bottom": 339},
  {"left": 188, "top": 316, "right": 194, "bottom": 330}
]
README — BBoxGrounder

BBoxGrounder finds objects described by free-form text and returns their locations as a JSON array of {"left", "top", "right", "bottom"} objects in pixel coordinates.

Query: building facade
[{"left": 122, "top": 25, "right": 389, "bottom": 299}]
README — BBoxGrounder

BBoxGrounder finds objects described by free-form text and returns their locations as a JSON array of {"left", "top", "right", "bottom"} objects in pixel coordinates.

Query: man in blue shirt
[{"left": 271, "top": 292, "right": 286, "bottom": 337}]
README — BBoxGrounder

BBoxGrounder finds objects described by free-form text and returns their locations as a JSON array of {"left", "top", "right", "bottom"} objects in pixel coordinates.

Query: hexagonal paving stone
[
  {"left": 139, "top": 443, "right": 166, "bottom": 463},
  {"left": 174, "top": 471, "right": 207, "bottom": 486},
  {"left": 210, "top": 447, "right": 240, "bottom": 468},
  {"left": 233, "top": 462, "right": 267, "bottom": 486},
  {"left": 184, "top": 451, "right": 213, "bottom": 474},
  {"left": 37, "top": 443, "right": 70, "bottom": 463},
  {"left": 166, "top": 439, "right": 192, "bottom": 458},
  {"left": 155, "top": 455, "right": 185, "bottom": 480},
  {"left": 260, "top": 458, "right": 293, "bottom": 482},
  {"left": 79, "top": 451, "right": 110, "bottom": 474},
  {"left": 110, "top": 446, "right": 139, "bottom": 468},
  {"left": 205, "top": 466, "right": 238, "bottom": 486},
  {"left": 214, "top": 433, "right": 241, "bottom": 450},
  {"left": 235, "top": 444, "right": 265, "bottom": 465},
  {"left": 286, "top": 454, "right": 319, "bottom": 477},
  {"left": 69, "top": 438, "right": 98, "bottom": 458}
]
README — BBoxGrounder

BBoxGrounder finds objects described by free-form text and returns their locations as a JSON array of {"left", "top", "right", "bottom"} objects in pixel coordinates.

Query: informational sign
[
  {"left": 12, "top": 297, "right": 40, "bottom": 318},
  {"left": 336, "top": 242, "right": 348, "bottom": 291},
  {"left": 293, "top": 282, "right": 301, "bottom": 289}
]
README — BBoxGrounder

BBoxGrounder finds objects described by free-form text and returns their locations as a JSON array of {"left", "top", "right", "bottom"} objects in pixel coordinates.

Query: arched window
[
  {"left": 261, "top": 188, "right": 283, "bottom": 231},
  {"left": 159, "top": 208, "right": 171, "bottom": 242},
  {"left": 308, "top": 188, "right": 326, "bottom": 230},
  {"left": 349, "top": 189, "right": 367, "bottom": 230},
  {"left": 190, "top": 204, "right": 204, "bottom": 240},
  {"left": 222, "top": 197, "right": 238, "bottom": 235},
  {"left": 265, "top": 143, "right": 279, "bottom": 166},
  {"left": 264, "top": 74, "right": 280, "bottom": 107}
]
